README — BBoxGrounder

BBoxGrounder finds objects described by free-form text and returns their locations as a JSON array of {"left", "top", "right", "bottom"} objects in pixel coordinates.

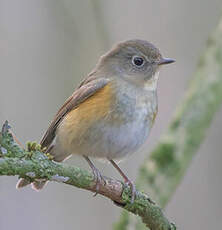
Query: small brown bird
[{"left": 17, "top": 39, "right": 174, "bottom": 202}]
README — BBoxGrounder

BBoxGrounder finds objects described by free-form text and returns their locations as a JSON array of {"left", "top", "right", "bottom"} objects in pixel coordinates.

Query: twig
[{"left": 0, "top": 121, "right": 175, "bottom": 230}]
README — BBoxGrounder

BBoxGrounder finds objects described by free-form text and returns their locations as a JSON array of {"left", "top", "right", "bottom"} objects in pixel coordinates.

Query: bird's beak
[{"left": 158, "top": 58, "right": 175, "bottom": 65}]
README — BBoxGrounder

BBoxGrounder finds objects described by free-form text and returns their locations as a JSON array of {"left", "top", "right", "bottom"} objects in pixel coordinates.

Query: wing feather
[{"left": 40, "top": 78, "right": 109, "bottom": 149}]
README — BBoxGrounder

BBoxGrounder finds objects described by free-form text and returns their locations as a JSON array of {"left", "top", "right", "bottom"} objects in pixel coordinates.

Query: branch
[
  {"left": 0, "top": 121, "right": 175, "bottom": 230},
  {"left": 115, "top": 15, "right": 222, "bottom": 230}
]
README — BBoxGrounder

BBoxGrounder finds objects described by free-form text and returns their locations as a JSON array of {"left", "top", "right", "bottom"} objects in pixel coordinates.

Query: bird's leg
[
  {"left": 83, "top": 156, "right": 105, "bottom": 196},
  {"left": 109, "top": 159, "right": 136, "bottom": 203}
]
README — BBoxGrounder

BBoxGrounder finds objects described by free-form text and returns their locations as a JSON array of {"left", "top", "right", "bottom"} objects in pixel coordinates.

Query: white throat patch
[{"left": 144, "top": 71, "right": 159, "bottom": 91}]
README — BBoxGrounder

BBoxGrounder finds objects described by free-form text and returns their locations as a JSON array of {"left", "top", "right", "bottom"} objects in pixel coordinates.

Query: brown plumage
[
  {"left": 40, "top": 78, "right": 109, "bottom": 150},
  {"left": 16, "top": 39, "right": 175, "bottom": 202}
]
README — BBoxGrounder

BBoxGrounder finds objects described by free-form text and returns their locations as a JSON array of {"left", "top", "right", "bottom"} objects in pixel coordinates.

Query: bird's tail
[{"left": 16, "top": 178, "right": 48, "bottom": 191}]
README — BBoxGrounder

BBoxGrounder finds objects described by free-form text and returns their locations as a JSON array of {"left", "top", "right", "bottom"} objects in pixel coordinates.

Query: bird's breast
[{"left": 56, "top": 80, "right": 158, "bottom": 159}]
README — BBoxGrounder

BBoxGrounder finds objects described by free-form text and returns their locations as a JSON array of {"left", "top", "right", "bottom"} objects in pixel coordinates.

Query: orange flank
[{"left": 57, "top": 83, "right": 115, "bottom": 148}]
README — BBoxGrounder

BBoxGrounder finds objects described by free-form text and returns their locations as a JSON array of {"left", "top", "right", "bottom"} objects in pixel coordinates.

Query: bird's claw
[
  {"left": 92, "top": 167, "right": 106, "bottom": 196},
  {"left": 125, "top": 179, "right": 137, "bottom": 203}
]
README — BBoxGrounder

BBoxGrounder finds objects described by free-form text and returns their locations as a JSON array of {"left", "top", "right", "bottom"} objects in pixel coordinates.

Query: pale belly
[
  {"left": 76, "top": 115, "right": 152, "bottom": 160},
  {"left": 55, "top": 106, "right": 154, "bottom": 161}
]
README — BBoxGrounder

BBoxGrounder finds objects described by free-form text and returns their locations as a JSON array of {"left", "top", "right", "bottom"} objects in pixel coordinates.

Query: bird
[{"left": 16, "top": 39, "right": 175, "bottom": 203}]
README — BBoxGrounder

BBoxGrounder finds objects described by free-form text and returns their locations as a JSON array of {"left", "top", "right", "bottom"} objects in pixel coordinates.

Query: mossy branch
[
  {"left": 114, "top": 15, "right": 222, "bottom": 230},
  {"left": 0, "top": 121, "right": 175, "bottom": 230}
]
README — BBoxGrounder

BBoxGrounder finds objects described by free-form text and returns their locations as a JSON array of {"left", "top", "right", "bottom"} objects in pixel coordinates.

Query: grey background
[{"left": 0, "top": 1, "right": 222, "bottom": 229}]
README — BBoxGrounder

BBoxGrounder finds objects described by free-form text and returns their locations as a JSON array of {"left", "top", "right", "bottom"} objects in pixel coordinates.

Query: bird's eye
[{"left": 132, "top": 56, "right": 145, "bottom": 67}]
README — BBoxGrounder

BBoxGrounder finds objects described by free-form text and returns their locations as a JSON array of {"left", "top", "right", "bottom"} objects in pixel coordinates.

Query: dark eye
[{"left": 132, "top": 56, "right": 145, "bottom": 67}]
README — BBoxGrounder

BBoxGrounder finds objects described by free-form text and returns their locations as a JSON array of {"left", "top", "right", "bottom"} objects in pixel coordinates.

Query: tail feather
[
  {"left": 16, "top": 178, "right": 48, "bottom": 191},
  {"left": 31, "top": 180, "right": 48, "bottom": 191},
  {"left": 16, "top": 178, "right": 30, "bottom": 189}
]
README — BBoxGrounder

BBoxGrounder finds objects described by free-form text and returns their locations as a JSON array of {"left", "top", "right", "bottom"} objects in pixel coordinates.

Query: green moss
[
  {"left": 150, "top": 142, "right": 175, "bottom": 170},
  {"left": 26, "top": 141, "right": 42, "bottom": 152}
]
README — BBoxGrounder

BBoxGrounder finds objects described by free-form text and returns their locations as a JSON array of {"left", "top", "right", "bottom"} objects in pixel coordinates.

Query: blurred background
[{"left": 0, "top": 1, "right": 222, "bottom": 229}]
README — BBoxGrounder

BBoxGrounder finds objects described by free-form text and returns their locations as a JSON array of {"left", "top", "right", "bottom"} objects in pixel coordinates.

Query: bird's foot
[
  {"left": 91, "top": 167, "right": 106, "bottom": 196},
  {"left": 125, "top": 179, "right": 137, "bottom": 203},
  {"left": 83, "top": 156, "right": 106, "bottom": 196}
]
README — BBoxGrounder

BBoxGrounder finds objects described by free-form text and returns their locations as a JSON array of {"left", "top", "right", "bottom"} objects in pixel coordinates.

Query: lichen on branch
[{"left": 0, "top": 121, "right": 175, "bottom": 230}]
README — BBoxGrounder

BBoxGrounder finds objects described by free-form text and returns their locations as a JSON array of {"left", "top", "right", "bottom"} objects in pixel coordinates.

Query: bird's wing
[{"left": 40, "top": 77, "right": 109, "bottom": 149}]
